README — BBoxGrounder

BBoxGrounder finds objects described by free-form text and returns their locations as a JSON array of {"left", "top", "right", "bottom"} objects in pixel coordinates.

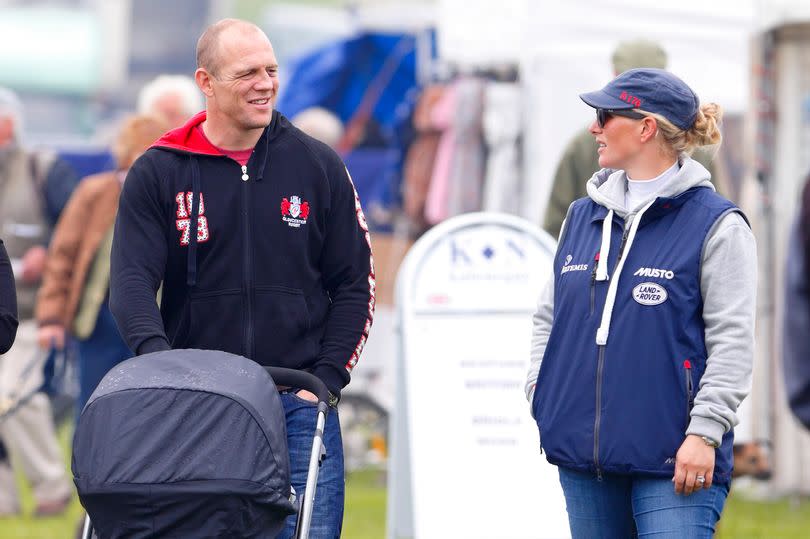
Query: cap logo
[{"left": 619, "top": 91, "right": 642, "bottom": 108}]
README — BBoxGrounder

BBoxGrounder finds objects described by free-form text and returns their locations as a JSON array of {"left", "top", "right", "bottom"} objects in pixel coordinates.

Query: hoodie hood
[
  {"left": 151, "top": 110, "right": 283, "bottom": 156},
  {"left": 585, "top": 156, "right": 714, "bottom": 218}
]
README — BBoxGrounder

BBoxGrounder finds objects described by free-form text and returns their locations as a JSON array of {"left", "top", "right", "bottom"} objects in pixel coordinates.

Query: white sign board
[{"left": 387, "top": 213, "right": 570, "bottom": 539}]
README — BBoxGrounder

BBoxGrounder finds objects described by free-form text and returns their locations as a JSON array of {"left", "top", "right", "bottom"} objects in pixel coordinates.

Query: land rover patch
[{"left": 632, "top": 282, "right": 668, "bottom": 306}]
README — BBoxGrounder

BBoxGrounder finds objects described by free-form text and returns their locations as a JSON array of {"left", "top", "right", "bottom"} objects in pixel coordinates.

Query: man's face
[{"left": 205, "top": 27, "right": 279, "bottom": 133}]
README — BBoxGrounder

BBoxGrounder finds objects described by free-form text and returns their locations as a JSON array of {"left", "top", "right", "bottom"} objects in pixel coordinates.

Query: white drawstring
[
  {"left": 595, "top": 209, "right": 614, "bottom": 281},
  {"left": 595, "top": 199, "right": 656, "bottom": 346}
]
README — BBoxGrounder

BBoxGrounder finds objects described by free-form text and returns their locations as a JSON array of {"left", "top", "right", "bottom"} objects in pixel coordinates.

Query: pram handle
[{"left": 264, "top": 367, "right": 331, "bottom": 405}]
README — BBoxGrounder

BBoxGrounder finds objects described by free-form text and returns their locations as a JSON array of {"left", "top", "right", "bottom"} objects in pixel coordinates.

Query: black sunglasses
[{"left": 596, "top": 108, "right": 646, "bottom": 128}]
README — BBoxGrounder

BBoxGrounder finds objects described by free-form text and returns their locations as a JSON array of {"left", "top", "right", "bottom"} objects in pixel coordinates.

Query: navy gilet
[{"left": 532, "top": 186, "right": 741, "bottom": 484}]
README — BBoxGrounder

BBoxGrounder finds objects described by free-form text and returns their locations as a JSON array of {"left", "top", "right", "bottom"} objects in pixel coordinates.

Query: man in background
[
  {"left": 543, "top": 40, "right": 717, "bottom": 237},
  {"left": 0, "top": 87, "right": 79, "bottom": 517},
  {"left": 137, "top": 74, "right": 204, "bottom": 129}
]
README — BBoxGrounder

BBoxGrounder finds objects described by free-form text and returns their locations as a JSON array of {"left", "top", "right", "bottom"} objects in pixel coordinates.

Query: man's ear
[
  {"left": 195, "top": 68, "right": 214, "bottom": 98},
  {"left": 639, "top": 117, "right": 657, "bottom": 143}
]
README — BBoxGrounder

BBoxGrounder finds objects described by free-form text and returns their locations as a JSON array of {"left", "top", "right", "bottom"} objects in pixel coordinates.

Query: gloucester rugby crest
[{"left": 281, "top": 195, "right": 310, "bottom": 228}]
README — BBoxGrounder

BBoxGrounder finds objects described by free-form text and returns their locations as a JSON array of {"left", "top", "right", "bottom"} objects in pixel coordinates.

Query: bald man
[{"left": 110, "top": 19, "right": 374, "bottom": 538}]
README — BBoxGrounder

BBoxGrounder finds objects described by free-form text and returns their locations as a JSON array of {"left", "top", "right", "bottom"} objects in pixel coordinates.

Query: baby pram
[{"left": 72, "top": 349, "right": 331, "bottom": 539}]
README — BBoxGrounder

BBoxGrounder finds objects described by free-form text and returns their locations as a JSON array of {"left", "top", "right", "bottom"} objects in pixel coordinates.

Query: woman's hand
[
  {"left": 21, "top": 245, "right": 47, "bottom": 284},
  {"left": 672, "top": 434, "right": 715, "bottom": 495},
  {"left": 37, "top": 324, "right": 66, "bottom": 350}
]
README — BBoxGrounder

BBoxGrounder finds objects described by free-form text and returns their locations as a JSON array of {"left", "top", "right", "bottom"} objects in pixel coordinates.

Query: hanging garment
[
  {"left": 445, "top": 77, "right": 486, "bottom": 218},
  {"left": 482, "top": 81, "right": 523, "bottom": 213},
  {"left": 402, "top": 85, "right": 445, "bottom": 234}
]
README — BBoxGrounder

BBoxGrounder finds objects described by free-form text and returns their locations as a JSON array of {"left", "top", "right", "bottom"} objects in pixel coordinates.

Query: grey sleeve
[
  {"left": 686, "top": 211, "right": 757, "bottom": 446},
  {"left": 526, "top": 215, "right": 568, "bottom": 407},
  {"left": 525, "top": 276, "right": 554, "bottom": 410}
]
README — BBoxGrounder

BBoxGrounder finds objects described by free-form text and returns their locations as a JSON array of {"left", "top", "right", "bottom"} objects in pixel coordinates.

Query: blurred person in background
[
  {"left": 0, "top": 86, "right": 79, "bottom": 517},
  {"left": 783, "top": 174, "right": 810, "bottom": 432},
  {"left": 526, "top": 69, "right": 755, "bottom": 538},
  {"left": 35, "top": 114, "right": 169, "bottom": 418},
  {"left": 543, "top": 40, "right": 718, "bottom": 238},
  {"left": 291, "top": 107, "right": 345, "bottom": 149},
  {"left": 110, "top": 19, "right": 374, "bottom": 538},
  {"left": 138, "top": 74, "right": 204, "bottom": 129}
]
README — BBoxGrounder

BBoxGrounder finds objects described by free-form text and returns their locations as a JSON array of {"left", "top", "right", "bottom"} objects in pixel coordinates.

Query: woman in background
[{"left": 35, "top": 114, "right": 168, "bottom": 414}]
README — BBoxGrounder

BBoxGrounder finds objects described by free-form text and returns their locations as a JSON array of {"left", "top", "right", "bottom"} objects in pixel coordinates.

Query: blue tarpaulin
[
  {"left": 278, "top": 32, "right": 425, "bottom": 141},
  {"left": 277, "top": 31, "right": 435, "bottom": 229}
]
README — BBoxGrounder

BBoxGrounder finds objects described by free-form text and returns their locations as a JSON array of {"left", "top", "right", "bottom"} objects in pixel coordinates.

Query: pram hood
[{"left": 73, "top": 349, "right": 295, "bottom": 538}]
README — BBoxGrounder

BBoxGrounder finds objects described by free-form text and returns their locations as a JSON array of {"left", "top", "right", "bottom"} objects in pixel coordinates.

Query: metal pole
[
  {"left": 81, "top": 514, "right": 93, "bottom": 539},
  {"left": 296, "top": 402, "right": 328, "bottom": 539}
]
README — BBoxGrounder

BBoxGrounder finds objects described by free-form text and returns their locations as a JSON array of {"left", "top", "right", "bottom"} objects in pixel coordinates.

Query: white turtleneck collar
[{"left": 625, "top": 160, "right": 680, "bottom": 212}]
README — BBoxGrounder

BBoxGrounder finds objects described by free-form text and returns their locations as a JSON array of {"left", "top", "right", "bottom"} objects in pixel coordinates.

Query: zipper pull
[
  {"left": 241, "top": 165, "right": 249, "bottom": 182},
  {"left": 591, "top": 252, "right": 599, "bottom": 284},
  {"left": 684, "top": 359, "right": 694, "bottom": 407}
]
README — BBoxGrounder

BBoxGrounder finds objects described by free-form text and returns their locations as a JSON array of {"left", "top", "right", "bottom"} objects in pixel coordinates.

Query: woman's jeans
[
  {"left": 558, "top": 467, "right": 729, "bottom": 539},
  {"left": 276, "top": 392, "right": 344, "bottom": 539}
]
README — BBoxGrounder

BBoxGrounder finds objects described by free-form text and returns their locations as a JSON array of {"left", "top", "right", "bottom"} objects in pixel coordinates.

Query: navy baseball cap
[{"left": 579, "top": 68, "right": 699, "bottom": 131}]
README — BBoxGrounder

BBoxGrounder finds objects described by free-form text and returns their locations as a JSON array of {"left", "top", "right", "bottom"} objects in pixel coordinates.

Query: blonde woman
[{"left": 526, "top": 69, "right": 756, "bottom": 538}]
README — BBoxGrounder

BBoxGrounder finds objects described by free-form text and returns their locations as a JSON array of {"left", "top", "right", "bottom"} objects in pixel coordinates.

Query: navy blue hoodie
[{"left": 109, "top": 110, "right": 375, "bottom": 395}]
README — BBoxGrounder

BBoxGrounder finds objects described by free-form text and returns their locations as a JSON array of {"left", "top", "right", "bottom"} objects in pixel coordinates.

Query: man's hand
[
  {"left": 672, "top": 434, "right": 715, "bottom": 495},
  {"left": 37, "top": 325, "right": 66, "bottom": 351},
  {"left": 296, "top": 389, "right": 318, "bottom": 403},
  {"left": 21, "top": 245, "right": 47, "bottom": 284}
]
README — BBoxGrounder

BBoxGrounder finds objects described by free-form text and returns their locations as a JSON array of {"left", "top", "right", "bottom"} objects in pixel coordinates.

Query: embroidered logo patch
[
  {"left": 633, "top": 267, "right": 675, "bottom": 280},
  {"left": 632, "top": 282, "right": 668, "bottom": 306},
  {"left": 281, "top": 195, "right": 310, "bottom": 228},
  {"left": 560, "top": 253, "right": 589, "bottom": 275},
  {"left": 175, "top": 191, "right": 210, "bottom": 246}
]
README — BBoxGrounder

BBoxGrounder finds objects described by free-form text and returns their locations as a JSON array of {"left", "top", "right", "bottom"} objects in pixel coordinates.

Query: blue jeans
[
  {"left": 558, "top": 467, "right": 729, "bottom": 539},
  {"left": 276, "top": 392, "right": 344, "bottom": 539}
]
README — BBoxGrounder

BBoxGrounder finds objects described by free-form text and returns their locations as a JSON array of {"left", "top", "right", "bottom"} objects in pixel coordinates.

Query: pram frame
[{"left": 80, "top": 366, "right": 331, "bottom": 539}]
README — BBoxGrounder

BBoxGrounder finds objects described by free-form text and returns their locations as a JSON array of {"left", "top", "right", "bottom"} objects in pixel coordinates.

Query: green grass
[
  {"left": 0, "top": 423, "right": 85, "bottom": 539},
  {"left": 342, "top": 468, "right": 387, "bottom": 539},
  {"left": 1, "top": 426, "right": 807, "bottom": 539},
  {"left": 717, "top": 493, "right": 810, "bottom": 539}
]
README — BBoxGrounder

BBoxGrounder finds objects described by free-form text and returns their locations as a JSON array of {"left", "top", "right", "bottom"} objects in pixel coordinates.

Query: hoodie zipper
[{"left": 241, "top": 164, "right": 254, "bottom": 359}]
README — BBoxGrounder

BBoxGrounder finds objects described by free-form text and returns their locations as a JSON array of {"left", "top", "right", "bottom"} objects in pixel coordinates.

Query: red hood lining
[{"left": 150, "top": 111, "right": 224, "bottom": 156}]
